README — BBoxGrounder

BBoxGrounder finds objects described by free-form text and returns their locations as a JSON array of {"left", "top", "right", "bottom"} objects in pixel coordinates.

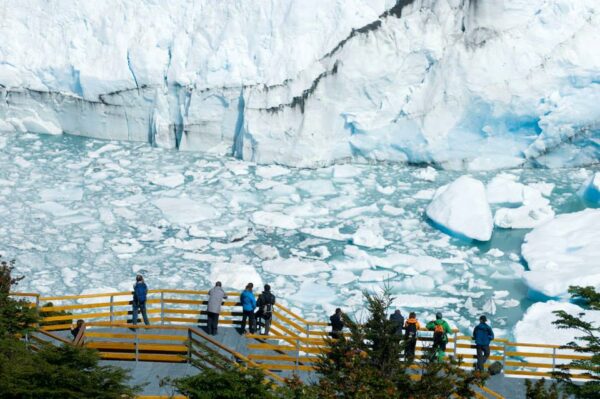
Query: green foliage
[
  {"left": 314, "top": 289, "right": 487, "bottom": 398},
  {"left": 40, "top": 302, "right": 73, "bottom": 326},
  {"left": 0, "top": 339, "right": 140, "bottom": 399},
  {"left": 164, "top": 361, "right": 306, "bottom": 399},
  {"left": 0, "top": 256, "right": 39, "bottom": 338},
  {"left": 525, "top": 378, "right": 563, "bottom": 399},
  {"left": 551, "top": 286, "right": 600, "bottom": 398}
]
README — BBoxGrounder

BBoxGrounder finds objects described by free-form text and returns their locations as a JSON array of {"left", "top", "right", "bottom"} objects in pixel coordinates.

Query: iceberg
[
  {"left": 426, "top": 176, "right": 493, "bottom": 241},
  {"left": 522, "top": 209, "right": 600, "bottom": 298},
  {"left": 1, "top": 0, "right": 599, "bottom": 168}
]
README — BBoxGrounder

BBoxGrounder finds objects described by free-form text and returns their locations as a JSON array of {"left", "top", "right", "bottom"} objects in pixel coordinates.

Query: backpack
[
  {"left": 134, "top": 283, "right": 147, "bottom": 303},
  {"left": 488, "top": 361, "right": 503, "bottom": 375},
  {"left": 261, "top": 292, "right": 274, "bottom": 320},
  {"left": 433, "top": 323, "right": 445, "bottom": 345},
  {"left": 405, "top": 322, "right": 417, "bottom": 340}
]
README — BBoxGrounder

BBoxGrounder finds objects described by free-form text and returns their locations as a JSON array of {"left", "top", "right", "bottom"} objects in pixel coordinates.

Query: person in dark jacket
[
  {"left": 473, "top": 315, "right": 495, "bottom": 372},
  {"left": 390, "top": 309, "right": 404, "bottom": 339},
  {"left": 255, "top": 284, "right": 276, "bottom": 335},
  {"left": 404, "top": 312, "right": 420, "bottom": 362},
  {"left": 206, "top": 281, "right": 227, "bottom": 335},
  {"left": 330, "top": 308, "right": 344, "bottom": 338},
  {"left": 240, "top": 283, "right": 257, "bottom": 334},
  {"left": 132, "top": 274, "right": 149, "bottom": 325},
  {"left": 70, "top": 319, "right": 85, "bottom": 341}
]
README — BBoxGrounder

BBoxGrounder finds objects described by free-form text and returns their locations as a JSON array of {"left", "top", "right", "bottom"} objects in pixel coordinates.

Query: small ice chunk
[
  {"left": 426, "top": 176, "right": 493, "bottom": 241},
  {"left": 494, "top": 186, "right": 554, "bottom": 229},
  {"left": 528, "top": 182, "right": 554, "bottom": 197},
  {"left": 209, "top": 263, "right": 263, "bottom": 289},
  {"left": 352, "top": 220, "right": 390, "bottom": 249},
  {"left": 153, "top": 198, "right": 218, "bottom": 225},
  {"left": 486, "top": 174, "right": 524, "bottom": 204},
  {"left": 262, "top": 257, "right": 331, "bottom": 276},
  {"left": 252, "top": 245, "right": 280, "bottom": 260},
  {"left": 32, "top": 202, "right": 77, "bottom": 217},
  {"left": 329, "top": 270, "right": 357, "bottom": 284},
  {"left": 40, "top": 187, "right": 83, "bottom": 202},
  {"left": 289, "top": 281, "right": 338, "bottom": 305},
  {"left": 332, "top": 164, "right": 361, "bottom": 178},
  {"left": 255, "top": 165, "right": 290, "bottom": 178},
  {"left": 163, "top": 238, "right": 210, "bottom": 251},
  {"left": 412, "top": 166, "right": 437, "bottom": 181},
  {"left": 251, "top": 211, "right": 299, "bottom": 229},
  {"left": 413, "top": 189, "right": 436, "bottom": 200},
  {"left": 112, "top": 239, "right": 143, "bottom": 254},
  {"left": 359, "top": 269, "right": 397, "bottom": 282},
  {"left": 382, "top": 205, "right": 404, "bottom": 216},
  {"left": 295, "top": 179, "right": 336, "bottom": 196},
  {"left": 148, "top": 173, "right": 185, "bottom": 188},
  {"left": 487, "top": 249, "right": 504, "bottom": 258}
]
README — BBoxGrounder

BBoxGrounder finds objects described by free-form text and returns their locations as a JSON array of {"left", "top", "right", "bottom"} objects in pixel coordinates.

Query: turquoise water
[{"left": 0, "top": 132, "right": 596, "bottom": 337}]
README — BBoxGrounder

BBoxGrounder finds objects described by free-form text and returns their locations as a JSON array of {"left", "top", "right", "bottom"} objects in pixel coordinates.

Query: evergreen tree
[
  {"left": 552, "top": 286, "right": 600, "bottom": 398},
  {"left": 0, "top": 256, "right": 39, "bottom": 338}
]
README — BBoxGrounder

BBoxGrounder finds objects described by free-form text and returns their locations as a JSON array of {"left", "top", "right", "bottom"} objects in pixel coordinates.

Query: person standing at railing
[
  {"left": 390, "top": 309, "right": 404, "bottom": 340},
  {"left": 70, "top": 319, "right": 85, "bottom": 343},
  {"left": 426, "top": 312, "right": 452, "bottom": 362},
  {"left": 240, "top": 283, "right": 257, "bottom": 334},
  {"left": 207, "top": 281, "right": 228, "bottom": 335},
  {"left": 132, "top": 274, "right": 149, "bottom": 325},
  {"left": 329, "top": 308, "right": 345, "bottom": 338},
  {"left": 473, "top": 315, "right": 494, "bottom": 372},
  {"left": 255, "top": 284, "right": 275, "bottom": 336},
  {"left": 404, "top": 312, "right": 420, "bottom": 362}
]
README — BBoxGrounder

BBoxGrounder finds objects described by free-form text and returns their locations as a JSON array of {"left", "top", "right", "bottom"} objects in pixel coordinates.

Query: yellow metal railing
[{"left": 10, "top": 289, "right": 596, "bottom": 382}]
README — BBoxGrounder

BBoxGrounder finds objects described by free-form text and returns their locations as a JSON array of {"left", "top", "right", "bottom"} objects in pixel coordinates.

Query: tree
[
  {"left": 163, "top": 361, "right": 313, "bottom": 399},
  {"left": 0, "top": 340, "right": 140, "bottom": 399},
  {"left": 0, "top": 256, "right": 139, "bottom": 398},
  {"left": 0, "top": 256, "right": 39, "bottom": 338},
  {"left": 525, "top": 378, "right": 563, "bottom": 399},
  {"left": 314, "top": 289, "right": 487, "bottom": 398},
  {"left": 552, "top": 286, "right": 600, "bottom": 398}
]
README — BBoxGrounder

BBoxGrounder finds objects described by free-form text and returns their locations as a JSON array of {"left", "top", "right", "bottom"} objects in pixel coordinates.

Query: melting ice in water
[{"left": 0, "top": 132, "right": 598, "bottom": 338}]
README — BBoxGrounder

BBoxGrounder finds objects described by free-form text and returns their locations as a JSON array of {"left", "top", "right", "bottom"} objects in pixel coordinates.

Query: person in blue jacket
[
  {"left": 240, "top": 283, "right": 257, "bottom": 334},
  {"left": 473, "top": 315, "right": 494, "bottom": 372},
  {"left": 132, "top": 274, "right": 149, "bottom": 325}
]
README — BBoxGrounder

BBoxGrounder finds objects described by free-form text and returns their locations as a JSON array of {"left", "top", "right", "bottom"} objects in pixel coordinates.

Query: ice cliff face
[{"left": 1, "top": 0, "right": 599, "bottom": 168}]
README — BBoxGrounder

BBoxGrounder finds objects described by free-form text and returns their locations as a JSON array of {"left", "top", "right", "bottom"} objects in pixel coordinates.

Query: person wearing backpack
[
  {"left": 426, "top": 312, "right": 452, "bottom": 362},
  {"left": 330, "top": 308, "right": 345, "bottom": 338},
  {"left": 207, "top": 281, "right": 228, "bottom": 335},
  {"left": 240, "top": 283, "right": 257, "bottom": 334},
  {"left": 473, "top": 315, "right": 495, "bottom": 372},
  {"left": 390, "top": 309, "right": 404, "bottom": 340},
  {"left": 404, "top": 312, "right": 421, "bottom": 362},
  {"left": 132, "top": 275, "right": 149, "bottom": 325},
  {"left": 255, "top": 284, "right": 276, "bottom": 335}
]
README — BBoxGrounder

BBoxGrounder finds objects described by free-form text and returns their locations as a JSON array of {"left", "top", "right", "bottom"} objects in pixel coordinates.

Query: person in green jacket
[{"left": 426, "top": 312, "right": 452, "bottom": 362}]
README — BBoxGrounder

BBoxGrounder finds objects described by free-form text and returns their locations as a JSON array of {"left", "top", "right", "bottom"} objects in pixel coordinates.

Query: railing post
[
  {"left": 306, "top": 323, "right": 310, "bottom": 339},
  {"left": 187, "top": 329, "right": 192, "bottom": 364},
  {"left": 134, "top": 328, "right": 139, "bottom": 363},
  {"left": 552, "top": 348, "right": 556, "bottom": 374},
  {"left": 502, "top": 342, "right": 507, "bottom": 374},
  {"left": 295, "top": 338, "right": 300, "bottom": 373},
  {"left": 160, "top": 292, "right": 165, "bottom": 325},
  {"left": 453, "top": 331, "right": 458, "bottom": 358},
  {"left": 109, "top": 295, "right": 114, "bottom": 323}
]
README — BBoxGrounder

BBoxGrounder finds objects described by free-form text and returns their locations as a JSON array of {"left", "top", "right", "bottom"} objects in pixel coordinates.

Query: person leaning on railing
[
  {"left": 240, "top": 283, "right": 257, "bottom": 334},
  {"left": 206, "top": 281, "right": 227, "bottom": 335},
  {"left": 473, "top": 315, "right": 494, "bottom": 372},
  {"left": 330, "top": 308, "right": 344, "bottom": 338},
  {"left": 132, "top": 275, "right": 149, "bottom": 326}
]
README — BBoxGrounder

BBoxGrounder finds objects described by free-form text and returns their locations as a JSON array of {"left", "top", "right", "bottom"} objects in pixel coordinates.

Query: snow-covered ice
[
  {"left": 522, "top": 209, "right": 600, "bottom": 298},
  {"left": 514, "top": 301, "right": 600, "bottom": 345},
  {"left": 579, "top": 172, "right": 600, "bottom": 204},
  {"left": 426, "top": 176, "right": 493, "bottom": 241}
]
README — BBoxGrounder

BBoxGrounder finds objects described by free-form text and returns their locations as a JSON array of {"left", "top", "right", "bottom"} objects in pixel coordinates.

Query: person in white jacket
[{"left": 206, "top": 282, "right": 227, "bottom": 335}]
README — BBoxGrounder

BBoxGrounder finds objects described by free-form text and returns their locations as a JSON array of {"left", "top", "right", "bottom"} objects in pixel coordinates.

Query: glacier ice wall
[{"left": 1, "top": 0, "right": 599, "bottom": 168}]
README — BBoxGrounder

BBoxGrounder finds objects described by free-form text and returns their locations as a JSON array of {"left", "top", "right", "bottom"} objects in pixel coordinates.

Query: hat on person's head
[
  {"left": 480, "top": 315, "right": 487, "bottom": 323},
  {"left": 264, "top": 284, "right": 271, "bottom": 291},
  {"left": 436, "top": 312, "right": 442, "bottom": 320},
  {"left": 215, "top": 281, "right": 221, "bottom": 287}
]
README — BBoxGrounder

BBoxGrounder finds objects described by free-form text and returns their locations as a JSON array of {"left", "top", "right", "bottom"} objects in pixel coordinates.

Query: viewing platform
[{"left": 12, "top": 289, "right": 596, "bottom": 398}]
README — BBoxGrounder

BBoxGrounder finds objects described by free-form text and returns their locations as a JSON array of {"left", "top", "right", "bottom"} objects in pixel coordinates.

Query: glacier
[{"left": 1, "top": 0, "right": 600, "bottom": 168}]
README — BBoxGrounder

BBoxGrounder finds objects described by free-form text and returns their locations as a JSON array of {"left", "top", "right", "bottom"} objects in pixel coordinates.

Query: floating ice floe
[
  {"left": 77, "top": 287, "right": 120, "bottom": 304},
  {"left": 152, "top": 197, "right": 218, "bottom": 225},
  {"left": 579, "top": 172, "right": 600, "bottom": 204},
  {"left": 289, "top": 281, "right": 338, "bottom": 305},
  {"left": 522, "top": 209, "right": 600, "bottom": 298},
  {"left": 486, "top": 174, "right": 524, "bottom": 205},
  {"left": 209, "top": 262, "right": 263, "bottom": 289},
  {"left": 148, "top": 173, "right": 185, "bottom": 188},
  {"left": 412, "top": 166, "right": 437, "bottom": 182},
  {"left": 514, "top": 301, "right": 600, "bottom": 345},
  {"left": 494, "top": 185, "right": 554, "bottom": 229},
  {"left": 262, "top": 257, "right": 331, "bottom": 276},
  {"left": 426, "top": 176, "right": 493, "bottom": 241},
  {"left": 255, "top": 165, "right": 290, "bottom": 179},
  {"left": 351, "top": 220, "right": 390, "bottom": 249},
  {"left": 251, "top": 211, "right": 299, "bottom": 229}
]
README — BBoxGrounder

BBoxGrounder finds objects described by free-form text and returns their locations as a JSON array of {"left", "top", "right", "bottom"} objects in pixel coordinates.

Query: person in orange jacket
[{"left": 404, "top": 312, "right": 421, "bottom": 362}]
